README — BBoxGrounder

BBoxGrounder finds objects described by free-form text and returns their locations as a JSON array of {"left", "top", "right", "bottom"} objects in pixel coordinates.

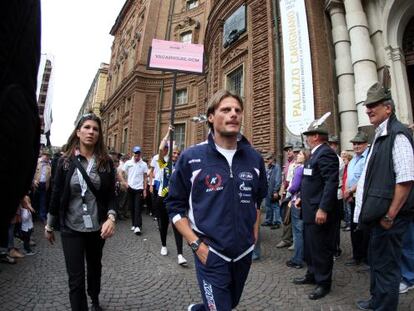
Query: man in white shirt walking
[{"left": 121, "top": 146, "right": 148, "bottom": 235}]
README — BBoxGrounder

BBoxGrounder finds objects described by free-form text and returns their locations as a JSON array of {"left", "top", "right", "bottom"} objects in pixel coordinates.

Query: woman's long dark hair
[{"left": 64, "top": 113, "right": 110, "bottom": 169}]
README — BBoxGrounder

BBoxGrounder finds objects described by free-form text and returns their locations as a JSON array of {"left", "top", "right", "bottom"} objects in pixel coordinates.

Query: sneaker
[
  {"left": 131, "top": 226, "right": 135, "bottom": 231},
  {"left": 0, "top": 254, "right": 16, "bottom": 264},
  {"left": 24, "top": 250, "right": 36, "bottom": 256},
  {"left": 188, "top": 304, "right": 204, "bottom": 311},
  {"left": 343, "top": 226, "right": 351, "bottom": 232},
  {"left": 286, "top": 259, "right": 303, "bottom": 269},
  {"left": 276, "top": 241, "right": 291, "bottom": 248},
  {"left": 9, "top": 248, "right": 24, "bottom": 258},
  {"left": 134, "top": 227, "right": 141, "bottom": 235},
  {"left": 178, "top": 254, "right": 188, "bottom": 266},
  {"left": 288, "top": 245, "right": 294, "bottom": 251},
  {"left": 160, "top": 246, "right": 168, "bottom": 256},
  {"left": 399, "top": 282, "right": 414, "bottom": 294}
]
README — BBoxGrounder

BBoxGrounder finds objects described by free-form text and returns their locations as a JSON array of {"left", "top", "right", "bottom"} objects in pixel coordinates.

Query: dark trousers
[
  {"left": 156, "top": 196, "right": 183, "bottom": 254},
  {"left": 145, "top": 185, "right": 154, "bottom": 215},
  {"left": 61, "top": 229, "right": 105, "bottom": 311},
  {"left": 35, "top": 182, "right": 48, "bottom": 222},
  {"left": 303, "top": 221, "right": 337, "bottom": 288},
  {"left": 369, "top": 217, "right": 409, "bottom": 311},
  {"left": 117, "top": 189, "right": 129, "bottom": 218},
  {"left": 350, "top": 201, "right": 370, "bottom": 262},
  {"left": 128, "top": 188, "right": 143, "bottom": 228},
  {"left": 192, "top": 251, "right": 252, "bottom": 310},
  {"left": 21, "top": 229, "right": 32, "bottom": 252},
  {"left": 334, "top": 199, "right": 342, "bottom": 254}
]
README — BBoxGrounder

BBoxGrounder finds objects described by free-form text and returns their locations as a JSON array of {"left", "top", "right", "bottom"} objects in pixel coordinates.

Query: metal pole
[
  {"left": 271, "top": 0, "right": 284, "bottom": 165},
  {"left": 168, "top": 71, "right": 178, "bottom": 172}
]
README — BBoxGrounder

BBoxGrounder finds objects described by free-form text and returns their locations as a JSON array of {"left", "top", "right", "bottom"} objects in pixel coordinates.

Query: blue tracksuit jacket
[{"left": 166, "top": 133, "right": 268, "bottom": 260}]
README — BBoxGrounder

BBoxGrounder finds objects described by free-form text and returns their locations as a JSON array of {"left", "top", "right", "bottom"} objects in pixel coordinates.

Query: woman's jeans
[{"left": 290, "top": 204, "right": 303, "bottom": 264}]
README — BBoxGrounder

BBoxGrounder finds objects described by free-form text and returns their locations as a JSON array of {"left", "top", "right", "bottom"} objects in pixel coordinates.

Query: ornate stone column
[
  {"left": 385, "top": 46, "right": 413, "bottom": 124},
  {"left": 326, "top": 0, "right": 358, "bottom": 150},
  {"left": 343, "top": 0, "right": 378, "bottom": 127}
]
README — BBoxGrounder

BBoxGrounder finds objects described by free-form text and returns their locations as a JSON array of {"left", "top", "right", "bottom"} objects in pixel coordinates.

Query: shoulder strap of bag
[{"left": 73, "top": 157, "right": 100, "bottom": 201}]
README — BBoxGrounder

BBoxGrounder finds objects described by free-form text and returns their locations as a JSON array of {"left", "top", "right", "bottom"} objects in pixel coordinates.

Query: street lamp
[{"left": 190, "top": 114, "right": 207, "bottom": 123}]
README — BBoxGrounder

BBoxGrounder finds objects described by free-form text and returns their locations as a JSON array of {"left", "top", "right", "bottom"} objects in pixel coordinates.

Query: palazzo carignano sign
[{"left": 280, "top": 0, "right": 314, "bottom": 136}]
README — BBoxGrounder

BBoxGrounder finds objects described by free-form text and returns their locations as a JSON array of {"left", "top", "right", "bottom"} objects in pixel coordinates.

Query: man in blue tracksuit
[{"left": 166, "top": 89, "right": 267, "bottom": 311}]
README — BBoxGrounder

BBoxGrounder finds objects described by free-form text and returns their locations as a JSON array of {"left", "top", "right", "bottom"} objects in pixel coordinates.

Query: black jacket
[
  {"left": 48, "top": 155, "right": 116, "bottom": 228},
  {"left": 301, "top": 143, "right": 339, "bottom": 224},
  {"left": 360, "top": 114, "right": 414, "bottom": 224}
]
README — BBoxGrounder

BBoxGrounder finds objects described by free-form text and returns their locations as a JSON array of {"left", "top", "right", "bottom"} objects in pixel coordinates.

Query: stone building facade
[
  {"left": 326, "top": 0, "right": 414, "bottom": 149},
  {"left": 37, "top": 54, "right": 54, "bottom": 147},
  {"left": 75, "top": 63, "right": 109, "bottom": 125},
  {"left": 101, "top": 0, "right": 414, "bottom": 159}
]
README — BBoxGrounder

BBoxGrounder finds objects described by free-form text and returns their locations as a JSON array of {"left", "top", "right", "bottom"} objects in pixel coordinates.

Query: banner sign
[
  {"left": 147, "top": 39, "right": 204, "bottom": 74},
  {"left": 280, "top": 0, "right": 314, "bottom": 136}
]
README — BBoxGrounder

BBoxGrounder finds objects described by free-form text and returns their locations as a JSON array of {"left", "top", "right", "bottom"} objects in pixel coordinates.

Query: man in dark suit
[{"left": 293, "top": 115, "right": 339, "bottom": 300}]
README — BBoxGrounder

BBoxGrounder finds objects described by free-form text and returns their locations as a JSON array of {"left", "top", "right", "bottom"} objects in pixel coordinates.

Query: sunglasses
[{"left": 77, "top": 113, "right": 101, "bottom": 127}]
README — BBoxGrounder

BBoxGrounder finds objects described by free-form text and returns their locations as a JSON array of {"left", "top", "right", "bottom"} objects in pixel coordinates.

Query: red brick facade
[{"left": 101, "top": 0, "right": 337, "bottom": 160}]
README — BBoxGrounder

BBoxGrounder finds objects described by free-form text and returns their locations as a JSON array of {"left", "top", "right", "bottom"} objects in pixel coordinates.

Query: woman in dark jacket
[{"left": 45, "top": 113, "right": 116, "bottom": 311}]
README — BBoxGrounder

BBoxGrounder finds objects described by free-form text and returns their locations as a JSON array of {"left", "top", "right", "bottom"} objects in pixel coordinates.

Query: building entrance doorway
[{"left": 403, "top": 17, "right": 414, "bottom": 121}]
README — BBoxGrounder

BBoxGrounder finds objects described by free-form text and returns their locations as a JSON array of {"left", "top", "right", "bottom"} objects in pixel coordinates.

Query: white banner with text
[{"left": 280, "top": 0, "right": 314, "bottom": 136}]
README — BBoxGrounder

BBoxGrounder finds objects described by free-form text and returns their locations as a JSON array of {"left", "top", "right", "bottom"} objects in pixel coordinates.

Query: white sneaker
[
  {"left": 160, "top": 246, "right": 168, "bottom": 256},
  {"left": 131, "top": 226, "right": 135, "bottom": 231},
  {"left": 399, "top": 282, "right": 414, "bottom": 294},
  {"left": 134, "top": 227, "right": 141, "bottom": 235},
  {"left": 178, "top": 254, "right": 187, "bottom": 266},
  {"left": 188, "top": 304, "right": 196, "bottom": 311}
]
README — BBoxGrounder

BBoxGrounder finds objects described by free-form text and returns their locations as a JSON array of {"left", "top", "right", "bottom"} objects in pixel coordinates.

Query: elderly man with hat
[
  {"left": 293, "top": 114, "right": 339, "bottom": 300},
  {"left": 355, "top": 83, "right": 414, "bottom": 310},
  {"left": 343, "top": 131, "right": 370, "bottom": 268},
  {"left": 275, "top": 143, "right": 296, "bottom": 248},
  {"left": 120, "top": 146, "right": 148, "bottom": 235}
]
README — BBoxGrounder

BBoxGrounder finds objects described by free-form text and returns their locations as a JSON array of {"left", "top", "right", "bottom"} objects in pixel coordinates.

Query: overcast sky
[{"left": 41, "top": 0, "right": 126, "bottom": 146}]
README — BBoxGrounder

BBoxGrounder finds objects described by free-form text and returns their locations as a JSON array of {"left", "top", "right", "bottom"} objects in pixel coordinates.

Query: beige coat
[{"left": 33, "top": 160, "right": 52, "bottom": 190}]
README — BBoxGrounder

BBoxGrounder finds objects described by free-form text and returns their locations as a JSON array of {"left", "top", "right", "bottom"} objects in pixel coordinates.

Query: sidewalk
[{"left": 0, "top": 214, "right": 412, "bottom": 310}]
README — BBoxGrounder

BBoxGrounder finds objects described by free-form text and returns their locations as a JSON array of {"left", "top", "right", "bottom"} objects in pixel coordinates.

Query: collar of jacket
[{"left": 207, "top": 131, "right": 251, "bottom": 152}]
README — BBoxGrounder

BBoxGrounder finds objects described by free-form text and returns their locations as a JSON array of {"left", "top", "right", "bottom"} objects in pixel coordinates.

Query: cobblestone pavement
[{"left": 1, "top": 214, "right": 413, "bottom": 311}]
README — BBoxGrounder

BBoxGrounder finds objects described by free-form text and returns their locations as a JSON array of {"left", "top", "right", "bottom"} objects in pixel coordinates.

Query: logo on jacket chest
[{"left": 205, "top": 174, "right": 223, "bottom": 192}]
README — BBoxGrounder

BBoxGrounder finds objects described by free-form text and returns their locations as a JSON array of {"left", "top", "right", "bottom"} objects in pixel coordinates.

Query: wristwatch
[
  {"left": 107, "top": 214, "right": 116, "bottom": 223},
  {"left": 44, "top": 224, "right": 54, "bottom": 233},
  {"left": 382, "top": 214, "right": 394, "bottom": 224},
  {"left": 189, "top": 239, "right": 202, "bottom": 252}
]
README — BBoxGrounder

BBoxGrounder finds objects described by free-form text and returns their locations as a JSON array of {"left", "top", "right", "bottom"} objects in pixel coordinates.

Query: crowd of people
[{"left": 1, "top": 83, "right": 413, "bottom": 311}]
